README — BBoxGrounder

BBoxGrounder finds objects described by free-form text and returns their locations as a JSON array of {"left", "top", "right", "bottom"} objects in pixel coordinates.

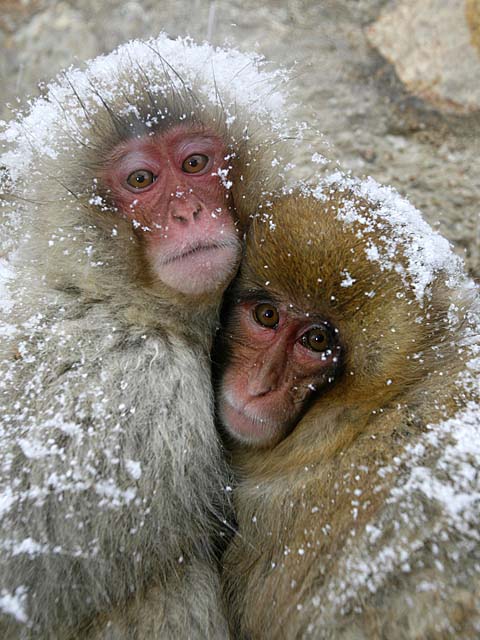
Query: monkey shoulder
[
  {"left": 226, "top": 392, "right": 480, "bottom": 640},
  {"left": 293, "top": 410, "right": 480, "bottom": 639},
  {"left": 0, "top": 290, "right": 227, "bottom": 636}
]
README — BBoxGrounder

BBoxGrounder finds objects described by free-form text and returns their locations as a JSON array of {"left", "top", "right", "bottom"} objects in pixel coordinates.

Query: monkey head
[
  {"left": 1, "top": 36, "right": 297, "bottom": 314},
  {"left": 100, "top": 123, "right": 238, "bottom": 296},
  {"left": 217, "top": 180, "right": 466, "bottom": 448},
  {"left": 218, "top": 285, "right": 341, "bottom": 447}
]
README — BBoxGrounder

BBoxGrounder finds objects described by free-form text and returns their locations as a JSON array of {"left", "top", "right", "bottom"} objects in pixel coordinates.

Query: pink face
[
  {"left": 218, "top": 299, "right": 341, "bottom": 447},
  {"left": 102, "top": 125, "right": 240, "bottom": 295}
]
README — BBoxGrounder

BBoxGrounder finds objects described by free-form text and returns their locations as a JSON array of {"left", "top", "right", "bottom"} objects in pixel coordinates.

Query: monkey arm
[
  {"left": 0, "top": 296, "right": 229, "bottom": 638},
  {"left": 224, "top": 402, "right": 480, "bottom": 640},
  {"left": 83, "top": 557, "right": 230, "bottom": 640}
]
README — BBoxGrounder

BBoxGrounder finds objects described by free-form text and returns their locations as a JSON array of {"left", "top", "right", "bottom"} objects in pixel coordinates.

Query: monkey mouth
[
  {"left": 149, "top": 239, "right": 240, "bottom": 295},
  {"left": 159, "top": 241, "right": 237, "bottom": 265},
  {"left": 220, "top": 395, "right": 284, "bottom": 446}
]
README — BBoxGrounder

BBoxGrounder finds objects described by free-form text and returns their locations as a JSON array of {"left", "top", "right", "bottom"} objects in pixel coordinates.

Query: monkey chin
[
  {"left": 149, "top": 241, "right": 240, "bottom": 296},
  {"left": 220, "top": 397, "right": 289, "bottom": 448}
]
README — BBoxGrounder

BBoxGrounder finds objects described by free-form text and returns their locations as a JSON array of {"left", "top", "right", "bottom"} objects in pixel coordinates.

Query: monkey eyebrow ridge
[{"left": 236, "top": 288, "right": 279, "bottom": 304}]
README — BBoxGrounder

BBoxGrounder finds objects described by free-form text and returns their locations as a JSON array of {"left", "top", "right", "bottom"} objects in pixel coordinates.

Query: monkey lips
[
  {"left": 219, "top": 389, "right": 298, "bottom": 445},
  {"left": 147, "top": 236, "right": 240, "bottom": 296}
]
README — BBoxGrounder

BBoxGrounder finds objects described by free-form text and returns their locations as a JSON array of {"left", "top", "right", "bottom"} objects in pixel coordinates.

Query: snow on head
[
  {"left": 0, "top": 34, "right": 292, "bottom": 183},
  {"left": 309, "top": 172, "right": 468, "bottom": 304}
]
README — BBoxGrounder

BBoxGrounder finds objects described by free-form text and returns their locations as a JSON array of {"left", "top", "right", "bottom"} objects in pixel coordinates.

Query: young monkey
[{"left": 217, "top": 178, "right": 480, "bottom": 639}]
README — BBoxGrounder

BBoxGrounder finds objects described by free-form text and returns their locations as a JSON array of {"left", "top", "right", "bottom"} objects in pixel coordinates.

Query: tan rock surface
[{"left": 367, "top": 0, "right": 480, "bottom": 114}]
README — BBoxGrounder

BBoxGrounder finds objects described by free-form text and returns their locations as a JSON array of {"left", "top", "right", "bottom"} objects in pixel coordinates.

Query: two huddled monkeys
[
  {"left": 0, "top": 37, "right": 294, "bottom": 638},
  {"left": 218, "top": 183, "right": 480, "bottom": 638},
  {"left": 1, "top": 33, "right": 478, "bottom": 640}
]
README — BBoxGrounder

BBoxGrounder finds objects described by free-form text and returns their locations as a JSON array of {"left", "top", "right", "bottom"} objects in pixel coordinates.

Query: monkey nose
[
  {"left": 170, "top": 201, "right": 202, "bottom": 223},
  {"left": 247, "top": 379, "right": 275, "bottom": 397},
  {"left": 247, "top": 363, "right": 280, "bottom": 397}
]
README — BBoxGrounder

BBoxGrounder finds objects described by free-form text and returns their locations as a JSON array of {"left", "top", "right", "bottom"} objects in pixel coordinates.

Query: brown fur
[{"left": 221, "top": 189, "right": 480, "bottom": 639}]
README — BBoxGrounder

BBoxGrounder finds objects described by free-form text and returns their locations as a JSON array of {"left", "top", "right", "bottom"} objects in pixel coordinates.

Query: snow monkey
[
  {"left": 218, "top": 177, "right": 480, "bottom": 639},
  {"left": 0, "top": 36, "right": 297, "bottom": 638}
]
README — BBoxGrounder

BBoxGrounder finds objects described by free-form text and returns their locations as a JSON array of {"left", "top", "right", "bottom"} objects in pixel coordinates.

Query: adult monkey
[
  {"left": 0, "top": 35, "right": 296, "bottom": 639},
  {"left": 218, "top": 176, "right": 480, "bottom": 639}
]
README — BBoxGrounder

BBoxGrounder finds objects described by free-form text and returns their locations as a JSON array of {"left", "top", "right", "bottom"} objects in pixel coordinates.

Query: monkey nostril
[
  {"left": 171, "top": 204, "right": 202, "bottom": 223},
  {"left": 172, "top": 212, "right": 188, "bottom": 223},
  {"left": 248, "top": 380, "right": 275, "bottom": 398}
]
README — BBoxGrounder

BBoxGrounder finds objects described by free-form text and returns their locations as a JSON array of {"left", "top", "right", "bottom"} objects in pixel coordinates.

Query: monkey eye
[
  {"left": 126, "top": 169, "right": 156, "bottom": 189},
  {"left": 253, "top": 303, "right": 279, "bottom": 329},
  {"left": 182, "top": 154, "right": 209, "bottom": 174},
  {"left": 300, "top": 326, "right": 331, "bottom": 352}
]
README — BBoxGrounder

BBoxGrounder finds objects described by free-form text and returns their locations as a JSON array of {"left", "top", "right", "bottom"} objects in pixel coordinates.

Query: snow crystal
[
  {"left": 0, "top": 488, "right": 16, "bottom": 519},
  {"left": 0, "top": 587, "right": 28, "bottom": 624},
  {"left": 0, "top": 259, "right": 14, "bottom": 313},
  {"left": 0, "top": 259, "right": 16, "bottom": 337},
  {"left": 10, "top": 538, "right": 45, "bottom": 558},
  {"left": 94, "top": 480, "right": 137, "bottom": 508},
  {"left": 17, "top": 438, "right": 55, "bottom": 461},
  {"left": 340, "top": 270, "right": 356, "bottom": 287},
  {"left": 311, "top": 152, "right": 328, "bottom": 165},
  {"left": 125, "top": 459, "right": 142, "bottom": 481}
]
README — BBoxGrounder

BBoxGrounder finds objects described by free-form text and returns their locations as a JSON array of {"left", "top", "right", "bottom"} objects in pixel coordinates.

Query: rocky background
[{"left": 1, "top": 0, "right": 479, "bottom": 278}]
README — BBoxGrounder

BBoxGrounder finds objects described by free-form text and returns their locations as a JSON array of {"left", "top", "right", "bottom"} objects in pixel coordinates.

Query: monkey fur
[
  {"left": 220, "top": 178, "right": 480, "bottom": 639},
  {"left": 0, "top": 36, "right": 294, "bottom": 638}
]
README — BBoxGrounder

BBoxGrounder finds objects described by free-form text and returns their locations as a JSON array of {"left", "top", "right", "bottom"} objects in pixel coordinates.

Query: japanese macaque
[
  {"left": 0, "top": 36, "right": 294, "bottom": 638},
  {"left": 218, "top": 178, "right": 480, "bottom": 639}
]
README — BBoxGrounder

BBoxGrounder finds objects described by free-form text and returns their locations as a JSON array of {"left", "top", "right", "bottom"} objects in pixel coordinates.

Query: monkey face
[
  {"left": 218, "top": 297, "right": 341, "bottom": 447},
  {"left": 101, "top": 124, "right": 240, "bottom": 296}
]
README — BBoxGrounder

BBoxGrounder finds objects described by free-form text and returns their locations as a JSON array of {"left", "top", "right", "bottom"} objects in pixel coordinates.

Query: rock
[
  {"left": 367, "top": 0, "right": 480, "bottom": 113},
  {"left": 467, "top": 0, "right": 480, "bottom": 53},
  {"left": 0, "top": 0, "right": 41, "bottom": 35},
  {"left": 12, "top": 2, "right": 98, "bottom": 91}
]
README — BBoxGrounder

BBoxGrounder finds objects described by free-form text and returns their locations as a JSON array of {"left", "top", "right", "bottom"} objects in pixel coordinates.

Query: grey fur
[{"left": 0, "top": 37, "right": 292, "bottom": 638}]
